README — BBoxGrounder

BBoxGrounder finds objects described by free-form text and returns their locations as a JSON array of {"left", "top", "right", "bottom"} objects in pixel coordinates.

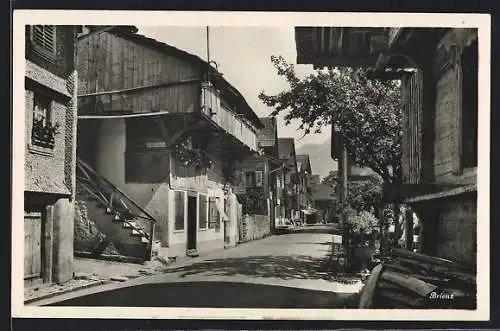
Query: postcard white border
[{"left": 12, "top": 10, "right": 491, "bottom": 321}]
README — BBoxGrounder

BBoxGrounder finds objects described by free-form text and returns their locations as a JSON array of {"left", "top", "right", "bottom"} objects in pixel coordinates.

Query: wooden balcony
[{"left": 201, "top": 84, "right": 258, "bottom": 151}]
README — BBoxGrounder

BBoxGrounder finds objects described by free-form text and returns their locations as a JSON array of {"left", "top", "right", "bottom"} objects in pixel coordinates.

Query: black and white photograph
[{"left": 12, "top": 11, "right": 490, "bottom": 320}]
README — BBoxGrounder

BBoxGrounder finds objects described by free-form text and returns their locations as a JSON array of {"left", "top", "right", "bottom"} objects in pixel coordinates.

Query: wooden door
[{"left": 24, "top": 212, "right": 43, "bottom": 281}]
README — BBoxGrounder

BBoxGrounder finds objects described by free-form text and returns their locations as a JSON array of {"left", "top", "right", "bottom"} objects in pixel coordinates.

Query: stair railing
[{"left": 76, "top": 157, "right": 158, "bottom": 260}]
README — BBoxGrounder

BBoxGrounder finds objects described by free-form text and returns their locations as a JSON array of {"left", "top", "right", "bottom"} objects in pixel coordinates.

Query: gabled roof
[
  {"left": 257, "top": 117, "right": 277, "bottom": 148},
  {"left": 278, "top": 138, "right": 295, "bottom": 159},
  {"left": 278, "top": 138, "right": 297, "bottom": 170},
  {"left": 81, "top": 25, "right": 263, "bottom": 129},
  {"left": 296, "top": 154, "right": 312, "bottom": 174}
]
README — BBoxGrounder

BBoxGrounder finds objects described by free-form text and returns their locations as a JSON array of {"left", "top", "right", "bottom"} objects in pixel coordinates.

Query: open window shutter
[
  {"left": 174, "top": 191, "right": 185, "bottom": 230},
  {"left": 256, "top": 171, "right": 263, "bottom": 187}
]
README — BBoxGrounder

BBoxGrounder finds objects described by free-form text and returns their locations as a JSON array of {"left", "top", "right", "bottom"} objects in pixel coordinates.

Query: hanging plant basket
[{"left": 174, "top": 139, "right": 213, "bottom": 170}]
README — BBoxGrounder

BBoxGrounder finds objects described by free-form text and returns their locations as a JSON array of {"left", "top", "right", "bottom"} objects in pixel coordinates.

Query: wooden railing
[{"left": 201, "top": 85, "right": 258, "bottom": 151}]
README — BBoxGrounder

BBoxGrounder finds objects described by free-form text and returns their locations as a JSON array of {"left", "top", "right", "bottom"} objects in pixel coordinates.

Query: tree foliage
[
  {"left": 259, "top": 55, "right": 403, "bottom": 183},
  {"left": 322, "top": 172, "right": 383, "bottom": 213}
]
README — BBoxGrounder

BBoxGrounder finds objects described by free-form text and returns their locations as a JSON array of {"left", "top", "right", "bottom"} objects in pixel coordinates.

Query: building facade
[
  {"left": 75, "top": 26, "right": 263, "bottom": 260},
  {"left": 295, "top": 27, "right": 478, "bottom": 265},
  {"left": 277, "top": 138, "right": 299, "bottom": 222},
  {"left": 24, "top": 25, "right": 80, "bottom": 286}
]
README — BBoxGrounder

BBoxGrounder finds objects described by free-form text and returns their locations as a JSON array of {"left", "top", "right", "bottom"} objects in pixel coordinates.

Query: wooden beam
[
  {"left": 78, "top": 110, "right": 171, "bottom": 119},
  {"left": 382, "top": 183, "right": 476, "bottom": 203},
  {"left": 78, "top": 78, "right": 201, "bottom": 98}
]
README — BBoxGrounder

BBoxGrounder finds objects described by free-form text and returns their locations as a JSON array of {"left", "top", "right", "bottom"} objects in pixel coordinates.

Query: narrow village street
[{"left": 34, "top": 225, "right": 362, "bottom": 308}]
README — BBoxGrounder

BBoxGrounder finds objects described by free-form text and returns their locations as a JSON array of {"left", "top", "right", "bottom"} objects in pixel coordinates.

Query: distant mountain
[{"left": 296, "top": 140, "right": 338, "bottom": 181}]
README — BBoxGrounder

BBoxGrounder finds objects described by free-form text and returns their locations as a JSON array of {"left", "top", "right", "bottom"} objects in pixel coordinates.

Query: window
[
  {"left": 174, "top": 191, "right": 185, "bottom": 231},
  {"left": 30, "top": 25, "right": 56, "bottom": 61},
  {"left": 461, "top": 40, "right": 478, "bottom": 168},
  {"left": 255, "top": 171, "right": 264, "bottom": 187},
  {"left": 198, "top": 194, "right": 208, "bottom": 230},
  {"left": 245, "top": 172, "right": 256, "bottom": 187},
  {"left": 31, "top": 92, "right": 56, "bottom": 149}
]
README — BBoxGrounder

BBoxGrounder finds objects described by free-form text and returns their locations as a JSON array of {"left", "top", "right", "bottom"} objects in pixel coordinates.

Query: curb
[{"left": 24, "top": 279, "right": 112, "bottom": 305}]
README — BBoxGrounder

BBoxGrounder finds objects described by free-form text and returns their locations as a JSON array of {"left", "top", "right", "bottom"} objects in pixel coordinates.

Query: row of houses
[{"left": 23, "top": 25, "right": 317, "bottom": 287}]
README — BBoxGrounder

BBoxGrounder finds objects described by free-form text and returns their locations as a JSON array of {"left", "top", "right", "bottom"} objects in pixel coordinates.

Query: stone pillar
[
  {"left": 52, "top": 198, "right": 74, "bottom": 283},
  {"left": 43, "top": 205, "right": 54, "bottom": 283}
]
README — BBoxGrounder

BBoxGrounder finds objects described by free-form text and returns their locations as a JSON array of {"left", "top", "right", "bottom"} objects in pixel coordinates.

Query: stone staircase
[{"left": 75, "top": 158, "right": 157, "bottom": 261}]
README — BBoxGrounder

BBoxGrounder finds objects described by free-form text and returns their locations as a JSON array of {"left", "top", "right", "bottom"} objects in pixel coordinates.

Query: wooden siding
[
  {"left": 434, "top": 56, "right": 460, "bottom": 179},
  {"left": 24, "top": 212, "right": 43, "bottom": 280},
  {"left": 77, "top": 32, "right": 202, "bottom": 114},
  {"left": 401, "top": 71, "right": 423, "bottom": 184},
  {"left": 201, "top": 85, "right": 258, "bottom": 151}
]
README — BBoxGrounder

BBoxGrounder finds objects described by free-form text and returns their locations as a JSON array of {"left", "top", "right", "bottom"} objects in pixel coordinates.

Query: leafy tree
[
  {"left": 322, "top": 172, "right": 383, "bottom": 213},
  {"left": 259, "top": 55, "right": 403, "bottom": 184}
]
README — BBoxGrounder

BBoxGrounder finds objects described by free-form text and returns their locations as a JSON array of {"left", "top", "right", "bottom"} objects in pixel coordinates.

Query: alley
[{"left": 42, "top": 226, "right": 361, "bottom": 308}]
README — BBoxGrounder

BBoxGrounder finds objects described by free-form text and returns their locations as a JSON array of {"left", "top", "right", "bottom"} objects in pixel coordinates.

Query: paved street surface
[{"left": 41, "top": 225, "right": 362, "bottom": 308}]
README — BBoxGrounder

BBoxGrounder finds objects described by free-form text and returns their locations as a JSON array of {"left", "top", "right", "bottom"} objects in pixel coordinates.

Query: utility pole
[{"left": 332, "top": 124, "right": 349, "bottom": 268}]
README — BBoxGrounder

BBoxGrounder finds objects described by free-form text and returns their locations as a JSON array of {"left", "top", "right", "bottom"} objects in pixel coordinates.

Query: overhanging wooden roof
[
  {"left": 295, "top": 27, "right": 388, "bottom": 68},
  {"left": 80, "top": 25, "right": 264, "bottom": 130}
]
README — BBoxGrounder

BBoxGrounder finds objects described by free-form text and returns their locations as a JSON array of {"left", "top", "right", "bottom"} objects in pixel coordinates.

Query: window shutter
[
  {"left": 32, "top": 25, "right": 56, "bottom": 54},
  {"left": 241, "top": 171, "right": 246, "bottom": 189},
  {"left": 174, "top": 191, "right": 185, "bottom": 230},
  {"left": 256, "top": 171, "right": 263, "bottom": 187}
]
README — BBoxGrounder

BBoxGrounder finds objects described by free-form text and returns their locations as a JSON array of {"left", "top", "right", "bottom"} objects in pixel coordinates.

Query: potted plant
[{"left": 345, "top": 208, "right": 380, "bottom": 274}]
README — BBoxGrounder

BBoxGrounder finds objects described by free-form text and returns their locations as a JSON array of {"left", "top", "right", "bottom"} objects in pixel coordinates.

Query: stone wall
[{"left": 239, "top": 214, "right": 270, "bottom": 242}]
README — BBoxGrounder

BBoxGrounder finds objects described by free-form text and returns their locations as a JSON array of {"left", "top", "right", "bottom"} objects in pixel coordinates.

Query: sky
[{"left": 137, "top": 26, "right": 331, "bottom": 149}]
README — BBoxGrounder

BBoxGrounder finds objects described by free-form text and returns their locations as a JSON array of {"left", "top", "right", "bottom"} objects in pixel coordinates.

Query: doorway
[{"left": 187, "top": 195, "right": 198, "bottom": 251}]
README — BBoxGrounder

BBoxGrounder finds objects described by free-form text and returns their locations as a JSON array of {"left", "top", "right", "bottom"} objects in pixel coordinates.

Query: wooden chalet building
[
  {"left": 296, "top": 154, "right": 314, "bottom": 222},
  {"left": 233, "top": 116, "right": 282, "bottom": 238},
  {"left": 24, "top": 25, "right": 80, "bottom": 286},
  {"left": 295, "top": 27, "right": 478, "bottom": 266},
  {"left": 75, "top": 26, "right": 263, "bottom": 260},
  {"left": 277, "top": 138, "right": 300, "bottom": 223}
]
